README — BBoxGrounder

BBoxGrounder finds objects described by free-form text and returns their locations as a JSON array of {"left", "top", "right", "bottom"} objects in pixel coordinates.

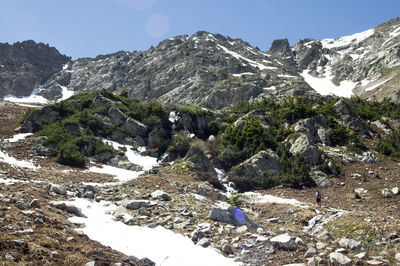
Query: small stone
[
  {"left": 295, "top": 237, "right": 304, "bottom": 245},
  {"left": 34, "top": 217, "right": 44, "bottom": 224},
  {"left": 392, "top": 187, "right": 399, "bottom": 195},
  {"left": 335, "top": 248, "right": 347, "bottom": 253},
  {"left": 151, "top": 190, "right": 171, "bottom": 201},
  {"left": 222, "top": 243, "right": 235, "bottom": 255},
  {"left": 395, "top": 253, "right": 400, "bottom": 261},
  {"left": 270, "top": 233, "right": 296, "bottom": 251},
  {"left": 267, "top": 217, "right": 280, "bottom": 223},
  {"left": 316, "top": 242, "right": 326, "bottom": 250},
  {"left": 50, "top": 251, "right": 59, "bottom": 259},
  {"left": 329, "top": 252, "right": 351, "bottom": 265},
  {"left": 305, "top": 247, "right": 317, "bottom": 258},
  {"left": 85, "top": 261, "right": 96, "bottom": 266},
  {"left": 4, "top": 253, "right": 15, "bottom": 261},
  {"left": 196, "top": 238, "right": 210, "bottom": 247},
  {"left": 29, "top": 199, "right": 40, "bottom": 208},
  {"left": 47, "top": 184, "right": 67, "bottom": 196},
  {"left": 354, "top": 252, "right": 366, "bottom": 259},
  {"left": 16, "top": 201, "right": 30, "bottom": 210}
]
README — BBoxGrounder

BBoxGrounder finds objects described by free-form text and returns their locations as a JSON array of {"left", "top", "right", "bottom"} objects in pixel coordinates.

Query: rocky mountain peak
[{"left": 0, "top": 40, "right": 70, "bottom": 98}]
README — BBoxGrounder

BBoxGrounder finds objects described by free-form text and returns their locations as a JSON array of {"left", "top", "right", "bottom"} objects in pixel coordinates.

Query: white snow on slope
[
  {"left": 4, "top": 133, "right": 33, "bottom": 143},
  {"left": 3, "top": 87, "right": 49, "bottom": 104},
  {"left": 321, "top": 28, "right": 375, "bottom": 49},
  {"left": 364, "top": 78, "right": 392, "bottom": 92},
  {"left": 301, "top": 69, "right": 356, "bottom": 98},
  {"left": 66, "top": 198, "right": 239, "bottom": 266},
  {"left": 232, "top": 72, "right": 254, "bottom": 77},
  {"left": 88, "top": 140, "right": 159, "bottom": 183},
  {"left": 58, "top": 86, "right": 75, "bottom": 101},
  {"left": 217, "top": 44, "right": 277, "bottom": 71},
  {"left": 242, "top": 192, "right": 308, "bottom": 208},
  {"left": 0, "top": 150, "right": 39, "bottom": 170},
  {"left": 382, "top": 26, "right": 400, "bottom": 46}
]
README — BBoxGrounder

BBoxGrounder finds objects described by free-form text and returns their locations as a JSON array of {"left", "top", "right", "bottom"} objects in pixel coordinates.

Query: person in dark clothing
[{"left": 316, "top": 190, "right": 321, "bottom": 207}]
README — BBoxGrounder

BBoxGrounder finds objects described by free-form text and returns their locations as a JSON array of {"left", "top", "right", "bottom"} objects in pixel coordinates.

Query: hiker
[{"left": 316, "top": 190, "right": 321, "bottom": 207}]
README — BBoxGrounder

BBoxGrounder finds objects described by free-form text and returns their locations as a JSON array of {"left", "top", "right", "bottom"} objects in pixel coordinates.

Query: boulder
[
  {"left": 233, "top": 110, "right": 270, "bottom": 129},
  {"left": 92, "top": 151, "right": 114, "bottom": 163},
  {"left": 229, "top": 149, "right": 280, "bottom": 181},
  {"left": 208, "top": 206, "right": 259, "bottom": 230},
  {"left": 382, "top": 188, "right": 392, "bottom": 198},
  {"left": 338, "top": 238, "right": 363, "bottom": 250},
  {"left": 123, "top": 118, "right": 147, "bottom": 138},
  {"left": 356, "top": 151, "right": 378, "bottom": 163},
  {"left": 270, "top": 233, "right": 296, "bottom": 251},
  {"left": 334, "top": 100, "right": 356, "bottom": 117},
  {"left": 20, "top": 106, "right": 59, "bottom": 133},
  {"left": 293, "top": 114, "right": 331, "bottom": 145},
  {"left": 125, "top": 200, "right": 156, "bottom": 210},
  {"left": 310, "top": 169, "right": 331, "bottom": 187},
  {"left": 197, "top": 182, "right": 227, "bottom": 201},
  {"left": 329, "top": 252, "right": 352, "bottom": 265},
  {"left": 150, "top": 190, "right": 171, "bottom": 201},
  {"left": 92, "top": 94, "right": 118, "bottom": 107},
  {"left": 108, "top": 106, "right": 127, "bottom": 126},
  {"left": 47, "top": 184, "right": 67, "bottom": 196},
  {"left": 289, "top": 134, "right": 323, "bottom": 165},
  {"left": 184, "top": 145, "right": 216, "bottom": 174},
  {"left": 51, "top": 202, "right": 86, "bottom": 217}
]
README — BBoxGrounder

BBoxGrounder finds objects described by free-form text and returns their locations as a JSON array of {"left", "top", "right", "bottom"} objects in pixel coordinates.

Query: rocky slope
[
  {"left": 2, "top": 94, "right": 400, "bottom": 265},
  {"left": 0, "top": 40, "right": 70, "bottom": 98},
  {"left": 2, "top": 18, "right": 400, "bottom": 108},
  {"left": 38, "top": 31, "right": 315, "bottom": 109},
  {"left": 292, "top": 17, "right": 400, "bottom": 100}
]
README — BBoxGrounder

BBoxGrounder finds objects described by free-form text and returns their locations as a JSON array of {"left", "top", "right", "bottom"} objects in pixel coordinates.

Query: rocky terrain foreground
[{"left": 1, "top": 95, "right": 400, "bottom": 266}]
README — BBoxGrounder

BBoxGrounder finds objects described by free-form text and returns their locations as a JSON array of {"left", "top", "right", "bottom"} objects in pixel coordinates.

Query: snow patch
[
  {"left": 3, "top": 86, "right": 49, "bottom": 104},
  {"left": 65, "top": 198, "right": 238, "bottom": 266},
  {"left": 263, "top": 86, "right": 276, "bottom": 91},
  {"left": 232, "top": 72, "right": 254, "bottom": 77},
  {"left": 301, "top": 69, "right": 356, "bottom": 98},
  {"left": 58, "top": 86, "right": 75, "bottom": 101},
  {"left": 321, "top": 28, "right": 375, "bottom": 49},
  {"left": 217, "top": 44, "right": 277, "bottom": 71},
  {"left": 0, "top": 150, "right": 39, "bottom": 170},
  {"left": 364, "top": 78, "right": 391, "bottom": 92},
  {"left": 169, "top": 111, "right": 179, "bottom": 123},
  {"left": 242, "top": 192, "right": 308, "bottom": 208},
  {"left": 4, "top": 133, "right": 33, "bottom": 143}
]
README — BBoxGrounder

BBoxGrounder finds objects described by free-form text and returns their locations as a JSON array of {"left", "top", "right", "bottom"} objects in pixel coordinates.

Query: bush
[
  {"left": 376, "top": 130, "right": 400, "bottom": 157},
  {"left": 168, "top": 133, "right": 191, "bottom": 159},
  {"left": 57, "top": 142, "right": 86, "bottom": 167},
  {"left": 227, "top": 193, "right": 244, "bottom": 207}
]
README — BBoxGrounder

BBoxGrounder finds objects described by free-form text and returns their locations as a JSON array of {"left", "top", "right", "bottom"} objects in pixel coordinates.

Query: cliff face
[{"left": 0, "top": 40, "right": 70, "bottom": 97}]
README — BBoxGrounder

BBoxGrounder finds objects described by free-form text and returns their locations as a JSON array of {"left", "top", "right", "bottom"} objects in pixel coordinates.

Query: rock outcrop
[{"left": 0, "top": 40, "right": 69, "bottom": 97}]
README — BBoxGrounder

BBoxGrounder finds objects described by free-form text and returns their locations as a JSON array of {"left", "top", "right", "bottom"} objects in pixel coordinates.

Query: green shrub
[
  {"left": 57, "top": 142, "right": 86, "bottom": 167},
  {"left": 227, "top": 193, "right": 244, "bottom": 207},
  {"left": 168, "top": 133, "right": 191, "bottom": 158},
  {"left": 376, "top": 130, "right": 400, "bottom": 157}
]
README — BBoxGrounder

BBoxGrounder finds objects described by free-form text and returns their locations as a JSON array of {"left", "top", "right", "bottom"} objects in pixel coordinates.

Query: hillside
[{"left": 1, "top": 91, "right": 400, "bottom": 264}]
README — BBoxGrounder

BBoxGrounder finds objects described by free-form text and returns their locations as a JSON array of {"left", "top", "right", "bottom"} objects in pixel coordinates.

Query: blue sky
[{"left": 1, "top": 0, "right": 399, "bottom": 59}]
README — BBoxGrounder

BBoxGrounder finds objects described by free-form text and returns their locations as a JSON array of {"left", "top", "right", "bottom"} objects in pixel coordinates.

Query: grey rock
[
  {"left": 47, "top": 184, "right": 67, "bottom": 196},
  {"left": 4, "top": 252, "right": 15, "bottom": 261},
  {"left": 29, "top": 199, "right": 40, "bottom": 208},
  {"left": 293, "top": 114, "right": 331, "bottom": 145},
  {"left": 85, "top": 261, "right": 96, "bottom": 266},
  {"left": 395, "top": 253, "right": 400, "bottom": 261},
  {"left": 289, "top": 134, "right": 323, "bottom": 165},
  {"left": 228, "top": 150, "right": 280, "bottom": 190},
  {"left": 108, "top": 106, "right": 127, "bottom": 126},
  {"left": 125, "top": 200, "right": 156, "bottom": 210},
  {"left": 197, "top": 182, "right": 227, "bottom": 201},
  {"left": 34, "top": 144, "right": 51, "bottom": 156},
  {"left": 305, "top": 247, "right": 317, "bottom": 258},
  {"left": 310, "top": 169, "right": 331, "bottom": 187},
  {"left": 329, "top": 252, "right": 351, "bottom": 265},
  {"left": 196, "top": 238, "right": 210, "bottom": 247},
  {"left": 208, "top": 206, "right": 259, "bottom": 230},
  {"left": 16, "top": 200, "right": 30, "bottom": 210},
  {"left": 381, "top": 188, "right": 392, "bottom": 198},
  {"left": 338, "top": 238, "right": 363, "bottom": 250},
  {"left": 123, "top": 118, "right": 147, "bottom": 138},
  {"left": 184, "top": 145, "right": 217, "bottom": 174},
  {"left": 334, "top": 100, "right": 356, "bottom": 117},
  {"left": 20, "top": 106, "right": 59, "bottom": 133},
  {"left": 51, "top": 202, "right": 86, "bottom": 217},
  {"left": 357, "top": 151, "right": 378, "bottom": 163},
  {"left": 222, "top": 243, "right": 235, "bottom": 255},
  {"left": 50, "top": 251, "right": 59, "bottom": 259},
  {"left": 270, "top": 233, "right": 296, "bottom": 251},
  {"left": 150, "top": 190, "right": 171, "bottom": 201},
  {"left": 0, "top": 40, "right": 69, "bottom": 98},
  {"left": 391, "top": 187, "right": 399, "bottom": 196}
]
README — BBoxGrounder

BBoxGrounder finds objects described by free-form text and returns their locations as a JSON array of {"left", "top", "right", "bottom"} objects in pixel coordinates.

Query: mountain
[
  {"left": 293, "top": 17, "right": 400, "bottom": 101},
  {"left": 1, "top": 18, "right": 400, "bottom": 108},
  {"left": 0, "top": 40, "right": 70, "bottom": 98},
  {"left": 38, "top": 31, "right": 315, "bottom": 109}
]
